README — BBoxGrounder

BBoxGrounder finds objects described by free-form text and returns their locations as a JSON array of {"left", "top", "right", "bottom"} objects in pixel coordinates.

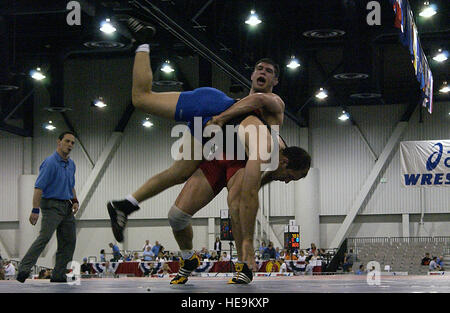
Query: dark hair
[
  {"left": 58, "top": 131, "right": 75, "bottom": 140},
  {"left": 255, "top": 58, "right": 280, "bottom": 78},
  {"left": 282, "top": 146, "right": 311, "bottom": 171}
]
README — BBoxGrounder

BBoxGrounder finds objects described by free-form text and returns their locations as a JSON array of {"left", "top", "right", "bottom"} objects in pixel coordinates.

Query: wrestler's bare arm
[
  {"left": 211, "top": 93, "right": 285, "bottom": 127},
  {"left": 238, "top": 115, "right": 271, "bottom": 225}
]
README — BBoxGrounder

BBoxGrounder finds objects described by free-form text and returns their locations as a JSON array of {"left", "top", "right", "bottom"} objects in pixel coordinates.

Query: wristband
[
  {"left": 32, "top": 208, "right": 40, "bottom": 214},
  {"left": 71, "top": 198, "right": 79, "bottom": 204}
]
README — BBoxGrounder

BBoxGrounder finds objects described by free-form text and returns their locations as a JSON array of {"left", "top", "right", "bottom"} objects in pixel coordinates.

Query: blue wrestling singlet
[{"left": 174, "top": 87, "right": 236, "bottom": 134}]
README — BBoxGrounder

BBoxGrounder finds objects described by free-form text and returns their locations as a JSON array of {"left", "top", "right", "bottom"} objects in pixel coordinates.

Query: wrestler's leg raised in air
[
  {"left": 132, "top": 49, "right": 180, "bottom": 119},
  {"left": 118, "top": 17, "right": 181, "bottom": 119},
  {"left": 168, "top": 169, "right": 216, "bottom": 284}
]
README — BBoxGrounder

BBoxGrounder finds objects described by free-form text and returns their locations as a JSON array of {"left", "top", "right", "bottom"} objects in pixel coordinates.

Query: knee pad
[{"left": 168, "top": 205, "right": 192, "bottom": 231}]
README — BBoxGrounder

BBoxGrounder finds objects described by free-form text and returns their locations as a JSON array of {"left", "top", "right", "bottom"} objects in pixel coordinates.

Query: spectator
[
  {"left": 159, "top": 262, "right": 172, "bottom": 275},
  {"left": 38, "top": 269, "right": 51, "bottom": 279},
  {"left": 421, "top": 253, "right": 431, "bottom": 265},
  {"left": 307, "top": 243, "right": 317, "bottom": 256},
  {"left": 4, "top": 260, "right": 16, "bottom": 279},
  {"left": 200, "top": 247, "right": 211, "bottom": 260},
  {"left": 122, "top": 253, "right": 132, "bottom": 262},
  {"left": 279, "top": 259, "right": 287, "bottom": 273},
  {"left": 429, "top": 257, "right": 441, "bottom": 271},
  {"left": 143, "top": 262, "right": 154, "bottom": 277},
  {"left": 285, "top": 250, "right": 298, "bottom": 261},
  {"left": 295, "top": 250, "right": 306, "bottom": 274},
  {"left": 142, "top": 240, "right": 152, "bottom": 252},
  {"left": 210, "top": 251, "right": 219, "bottom": 261},
  {"left": 343, "top": 249, "right": 355, "bottom": 272},
  {"left": 80, "top": 257, "right": 91, "bottom": 275},
  {"left": 100, "top": 249, "right": 106, "bottom": 262},
  {"left": 151, "top": 241, "right": 162, "bottom": 257},
  {"left": 355, "top": 264, "right": 366, "bottom": 275},
  {"left": 259, "top": 241, "right": 267, "bottom": 256},
  {"left": 132, "top": 252, "right": 141, "bottom": 262},
  {"left": 169, "top": 252, "right": 179, "bottom": 261},
  {"left": 142, "top": 246, "right": 155, "bottom": 261},
  {"left": 220, "top": 252, "right": 231, "bottom": 262},
  {"left": 275, "top": 247, "right": 281, "bottom": 260},
  {"left": 436, "top": 256, "right": 445, "bottom": 270},
  {"left": 214, "top": 237, "right": 222, "bottom": 254},
  {"left": 263, "top": 242, "right": 276, "bottom": 260},
  {"left": 312, "top": 250, "right": 322, "bottom": 274},
  {"left": 156, "top": 251, "right": 167, "bottom": 261},
  {"left": 109, "top": 243, "right": 122, "bottom": 262},
  {"left": 101, "top": 261, "right": 116, "bottom": 278}
]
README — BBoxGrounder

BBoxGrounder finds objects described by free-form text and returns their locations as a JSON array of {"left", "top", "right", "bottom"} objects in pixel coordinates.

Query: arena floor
[{"left": 1, "top": 275, "right": 449, "bottom": 293}]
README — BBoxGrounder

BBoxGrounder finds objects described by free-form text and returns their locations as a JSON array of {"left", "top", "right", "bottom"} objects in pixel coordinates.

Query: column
[{"left": 294, "top": 168, "right": 320, "bottom": 250}]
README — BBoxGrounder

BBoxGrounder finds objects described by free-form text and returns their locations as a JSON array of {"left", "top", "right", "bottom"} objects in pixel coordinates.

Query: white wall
[
  {"left": 310, "top": 102, "right": 450, "bottom": 216},
  {"left": 0, "top": 131, "right": 23, "bottom": 221}
]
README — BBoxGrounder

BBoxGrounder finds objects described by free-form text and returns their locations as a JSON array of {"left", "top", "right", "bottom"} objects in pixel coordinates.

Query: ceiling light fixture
[
  {"left": 315, "top": 88, "right": 328, "bottom": 100},
  {"left": 245, "top": 10, "right": 262, "bottom": 26},
  {"left": 30, "top": 67, "right": 46, "bottom": 81},
  {"left": 433, "top": 49, "right": 447, "bottom": 62},
  {"left": 419, "top": 2, "right": 437, "bottom": 18},
  {"left": 93, "top": 97, "right": 107, "bottom": 108},
  {"left": 44, "top": 121, "right": 56, "bottom": 131},
  {"left": 338, "top": 111, "right": 350, "bottom": 121},
  {"left": 161, "top": 60, "right": 174, "bottom": 73},
  {"left": 100, "top": 18, "right": 116, "bottom": 34},
  {"left": 439, "top": 82, "right": 449, "bottom": 93},
  {"left": 142, "top": 117, "right": 153, "bottom": 128},
  {"left": 286, "top": 56, "right": 300, "bottom": 69}
]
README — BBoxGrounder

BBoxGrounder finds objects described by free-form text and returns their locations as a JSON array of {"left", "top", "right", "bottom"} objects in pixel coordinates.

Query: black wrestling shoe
[
  {"left": 16, "top": 271, "right": 30, "bottom": 283},
  {"left": 227, "top": 262, "right": 253, "bottom": 284},
  {"left": 107, "top": 200, "right": 139, "bottom": 242},
  {"left": 125, "top": 17, "right": 156, "bottom": 45},
  {"left": 170, "top": 254, "right": 201, "bottom": 285}
]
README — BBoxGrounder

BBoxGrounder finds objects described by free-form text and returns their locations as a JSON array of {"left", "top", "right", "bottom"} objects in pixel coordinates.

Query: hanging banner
[
  {"left": 390, "top": 0, "right": 433, "bottom": 113},
  {"left": 400, "top": 140, "right": 450, "bottom": 187}
]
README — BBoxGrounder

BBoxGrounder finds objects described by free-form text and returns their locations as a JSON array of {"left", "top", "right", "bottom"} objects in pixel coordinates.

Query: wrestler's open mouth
[{"left": 257, "top": 77, "right": 266, "bottom": 84}]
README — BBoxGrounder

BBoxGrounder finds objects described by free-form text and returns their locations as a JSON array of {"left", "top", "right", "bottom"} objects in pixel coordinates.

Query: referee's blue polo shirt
[{"left": 35, "top": 151, "right": 76, "bottom": 200}]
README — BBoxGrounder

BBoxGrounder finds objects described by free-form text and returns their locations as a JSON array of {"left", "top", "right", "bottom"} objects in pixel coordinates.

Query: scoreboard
[
  {"left": 220, "top": 217, "right": 234, "bottom": 241},
  {"left": 284, "top": 232, "right": 300, "bottom": 250}
]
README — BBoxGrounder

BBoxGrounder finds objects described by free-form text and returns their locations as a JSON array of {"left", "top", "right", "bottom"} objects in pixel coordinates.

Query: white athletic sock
[
  {"left": 135, "top": 44, "right": 150, "bottom": 53},
  {"left": 181, "top": 250, "right": 194, "bottom": 260},
  {"left": 125, "top": 194, "right": 139, "bottom": 206}
]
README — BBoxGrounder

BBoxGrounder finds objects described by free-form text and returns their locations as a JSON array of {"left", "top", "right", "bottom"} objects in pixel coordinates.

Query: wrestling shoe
[
  {"left": 16, "top": 271, "right": 30, "bottom": 283},
  {"left": 227, "top": 262, "right": 253, "bottom": 284},
  {"left": 125, "top": 17, "right": 156, "bottom": 45},
  {"left": 170, "top": 254, "right": 200, "bottom": 285},
  {"left": 107, "top": 200, "right": 139, "bottom": 242}
]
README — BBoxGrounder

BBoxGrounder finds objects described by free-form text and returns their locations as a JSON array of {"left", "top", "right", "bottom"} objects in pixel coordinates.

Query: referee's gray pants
[{"left": 18, "top": 199, "right": 76, "bottom": 279}]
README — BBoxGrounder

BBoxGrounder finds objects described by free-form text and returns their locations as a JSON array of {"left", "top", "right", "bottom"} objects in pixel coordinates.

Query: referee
[{"left": 17, "top": 131, "right": 79, "bottom": 283}]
